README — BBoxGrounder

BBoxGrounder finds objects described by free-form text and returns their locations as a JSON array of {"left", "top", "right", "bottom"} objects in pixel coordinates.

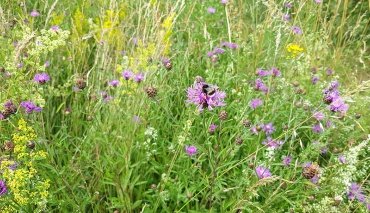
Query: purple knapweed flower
[
  {"left": 271, "top": 68, "right": 281, "bottom": 77},
  {"left": 310, "top": 175, "right": 319, "bottom": 183},
  {"left": 17, "top": 62, "right": 24, "bottom": 69},
  {"left": 207, "top": 8, "right": 216, "bottom": 14},
  {"left": 208, "top": 124, "right": 218, "bottom": 133},
  {"left": 314, "top": 0, "right": 322, "bottom": 3},
  {"left": 20, "top": 101, "right": 42, "bottom": 113},
  {"left": 122, "top": 70, "right": 133, "bottom": 80},
  {"left": 134, "top": 72, "right": 144, "bottom": 83},
  {"left": 44, "top": 61, "right": 50, "bottom": 67},
  {"left": 291, "top": 26, "right": 303, "bottom": 34},
  {"left": 250, "top": 126, "right": 258, "bottom": 135},
  {"left": 313, "top": 111, "right": 325, "bottom": 121},
  {"left": 283, "top": 156, "right": 291, "bottom": 166},
  {"left": 321, "top": 147, "right": 328, "bottom": 154},
  {"left": 338, "top": 155, "right": 346, "bottom": 164},
  {"left": 312, "top": 124, "right": 323, "bottom": 133},
  {"left": 326, "top": 68, "right": 333, "bottom": 75},
  {"left": 255, "top": 166, "right": 272, "bottom": 179},
  {"left": 30, "top": 11, "right": 39, "bottom": 17},
  {"left": 51, "top": 26, "right": 60, "bottom": 31},
  {"left": 13, "top": 41, "right": 18, "bottom": 47},
  {"left": 33, "top": 73, "right": 50, "bottom": 84},
  {"left": 312, "top": 76, "right": 319, "bottom": 84},
  {"left": 213, "top": 48, "right": 226, "bottom": 54},
  {"left": 104, "top": 96, "right": 113, "bottom": 103},
  {"left": 285, "top": 3, "right": 293, "bottom": 8},
  {"left": 348, "top": 183, "right": 366, "bottom": 204},
  {"left": 250, "top": 99, "right": 263, "bottom": 109},
  {"left": 220, "top": 42, "right": 238, "bottom": 49},
  {"left": 256, "top": 69, "right": 270, "bottom": 77},
  {"left": 133, "top": 116, "right": 142, "bottom": 124},
  {"left": 262, "top": 122, "right": 276, "bottom": 135},
  {"left": 186, "top": 81, "right": 226, "bottom": 111},
  {"left": 221, "top": 0, "right": 227, "bottom": 4},
  {"left": 24, "top": 52, "right": 29, "bottom": 57},
  {"left": 73, "top": 87, "right": 81, "bottom": 91},
  {"left": 206, "top": 52, "right": 213, "bottom": 57},
  {"left": 185, "top": 145, "right": 197, "bottom": 157},
  {"left": 0, "top": 180, "right": 7, "bottom": 195},
  {"left": 326, "top": 120, "right": 333, "bottom": 128},
  {"left": 285, "top": 14, "right": 290, "bottom": 21},
  {"left": 262, "top": 136, "right": 285, "bottom": 149},
  {"left": 254, "top": 79, "right": 269, "bottom": 94},
  {"left": 109, "top": 80, "right": 120, "bottom": 87},
  {"left": 328, "top": 98, "right": 348, "bottom": 113},
  {"left": 0, "top": 113, "right": 4, "bottom": 120}
]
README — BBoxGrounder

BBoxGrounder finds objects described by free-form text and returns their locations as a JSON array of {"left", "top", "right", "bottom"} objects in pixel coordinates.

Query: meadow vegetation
[{"left": 0, "top": 0, "right": 370, "bottom": 212}]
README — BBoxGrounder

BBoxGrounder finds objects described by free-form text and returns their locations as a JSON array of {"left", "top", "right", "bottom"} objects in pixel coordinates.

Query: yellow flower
[{"left": 286, "top": 44, "right": 304, "bottom": 58}]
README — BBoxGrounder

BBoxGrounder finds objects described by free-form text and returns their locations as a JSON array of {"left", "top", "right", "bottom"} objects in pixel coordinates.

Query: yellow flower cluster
[
  {"left": 286, "top": 44, "right": 304, "bottom": 58},
  {"left": 160, "top": 14, "right": 175, "bottom": 55},
  {"left": 0, "top": 119, "right": 49, "bottom": 212}
]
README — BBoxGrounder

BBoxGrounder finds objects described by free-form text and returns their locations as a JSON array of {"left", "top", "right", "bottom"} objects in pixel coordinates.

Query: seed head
[
  {"left": 302, "top": 164, "right": 320, "bottom": 179},
  {"left": 4, "top": 140, "right": 15, "bottom": 152},
  {"left": 235, "top": 137, "right": 243, "bottom": 145},
  {"left": 27, "top": 141, "right": 35, "bottom": 149},
  {"left": 218, "top": 110, "right": 228, "bottom": 120},
  {"left": 144, "top": 86, "right": 158, "bottom": 98},
  {"left": 75, "top": 78, "right": 86, "bottom": 90},
  {"left": 164, "top": 62, "right": 172, "bottom": 70},
  {"left": 241, "top": 120, "right": 251, "bottom": 127}
]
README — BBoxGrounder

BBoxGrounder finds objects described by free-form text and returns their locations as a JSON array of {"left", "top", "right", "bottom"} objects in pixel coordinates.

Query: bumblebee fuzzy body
[{"left": 202, "top": 84, "right": 216, "bottom": 96}]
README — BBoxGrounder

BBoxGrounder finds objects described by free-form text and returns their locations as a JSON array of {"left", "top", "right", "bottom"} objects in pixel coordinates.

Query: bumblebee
[{"left": 202, "top": 84, "right": 216, "bottom": 96}]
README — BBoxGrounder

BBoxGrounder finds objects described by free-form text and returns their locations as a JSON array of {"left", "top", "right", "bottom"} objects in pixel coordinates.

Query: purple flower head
[
  {"left": 161, "top": 57, "right": 170, "bottom": 65},
  {"left": 262, "top": 136, "right": 284, "bottom": 149},
  {"left": 338, "top": 155, "right": 346, "bottom": 164},
  {"left": 314, "top": 0, "right": 322, "bottom": 3},
  {"left": 312, "top": 76, "right": 319, "bottom": 84},
  {"left": 20, "top": 101, "right": 42, "bottom": 113},
  {"left": 206, "top": 52, "right": 213, "bottom": 57},
  {"left": 14, "top": 41, "right": 18, "bottom": 47},
  {"left": 133, "top": 116, "right": 142, "bottom": 124},
  {"left": 312, "top": 124, "right": 323, "bottom": 133},
  {"left": 250, "top": 99, "right": 263, "bottom": 109},
  {"left": 326, "top": 120, "right": 333, "bottom": 128},
  {"left": 326, "top": 68, "right": 333, "bottom": 75},
  {"left": 220, "top": 42, "right": 238, "bottom": 49},
  {"left": 51, "top": 26, "right": 60, "bottom": 31},
  {"left": 185, "top": 145, "right": 197, "bottom": 157},
  {"left": 44, "top": 61, "right": 50, "bottom": 67},
  {"left": 109, "top": 80, "right": 120, "bottom": 87},
  {"left": 348, "top": 183, "right": 365, "bottom": 202},
  {"left": 122, "top": 70, "right": 133, "bottom": 80},
  {"left": 254, "top": 79, "right": 269, "bottom": 94},
  {"left": 0, "top": 180, "right": 7, "bottom": 195},
  {"left": 321, "top": 147, "right": 328, "bottom": 154},
  {"left": 250, "top": 126, "right": 258, "bottom": 135},
  {"left": 73, "top": 87, "right": 81, "bottom": 92},
  {"left": 303, "top": 162, "right": 312, "bottom": 167},
  {"left": 256, "top": 69, "right": 270, "bottom": 77},
  {"left": 262, "top": 122, "right": 275, "bottom": 135},
  {"left": 285, "top": 14, "right": 290, "bottom": 21},
  {"left": 8, "top": 161, "right": 17, "bottom": 171},
  {"left": 271, "top": 68, "right": 281, "bottom": 77},
  {"left": 30, "top": 11, "right": 40, "bottom": 17},
  {"left": 33, "top": 73, "right": 50, "bottom": 84},
  {"left": 0, "top": 113, "right": 4, "bottom": 120},
  {"left": 208, "top": 124, "right": 218, "bottom": 133},
  {"left": 328, "top": 98, "right": 348, "bottom": 113},
  {"left": 221, "top": 0, "right": 227, "bottom": 4},
  {"left": 134, "top": 72, "right": 144, "bottom": 83},
  {"left": 4, "top": 101, "right": 14, "bottom": 108},
  {"left": 66, "top": 107, "right": 71, "bottom": 113},
  {"left": 24, "top": 52, "right": 29, "bottom": 57},
  {"left": 255, "top": 166, "right": 272, "bottom": 179},
  {"left": 213, "top": 48, "right": 226, "bottom": 54},
  {"left": 283, "top": 156, "right": 291, "bottom": 166},
  {"left": 186, "top": 82, "right": 226, "bottom": 111},
  {"left": 207, "top": 8, "right": 216, "bottom": 14},
  {"left": 291, "top": 26, "right": 303, "bottom": 34},
  {"left": 313, "top": 111, "right": 325, "bottom": 121},
  {"left": 104, "top": 96, "right": 113, "bottom": 103},
  {"left": 17, "top": 62, "right": 24, "bottom": 69},
  {"left": 285, "top": 3, "right": 293, "bottom": 8},
  {"left": 310, "top": 175, "right": 319, "bottom": 183}
]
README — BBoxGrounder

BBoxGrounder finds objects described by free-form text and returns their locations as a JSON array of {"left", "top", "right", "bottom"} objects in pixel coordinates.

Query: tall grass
[{"left": 0, "top": 0, "right": 369, "bottom": 212}]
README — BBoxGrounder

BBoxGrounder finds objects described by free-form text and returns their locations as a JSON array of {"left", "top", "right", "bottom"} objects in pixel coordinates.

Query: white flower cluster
[{"left": 139, "top": 126, "right": 158, "bottom": 160}]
